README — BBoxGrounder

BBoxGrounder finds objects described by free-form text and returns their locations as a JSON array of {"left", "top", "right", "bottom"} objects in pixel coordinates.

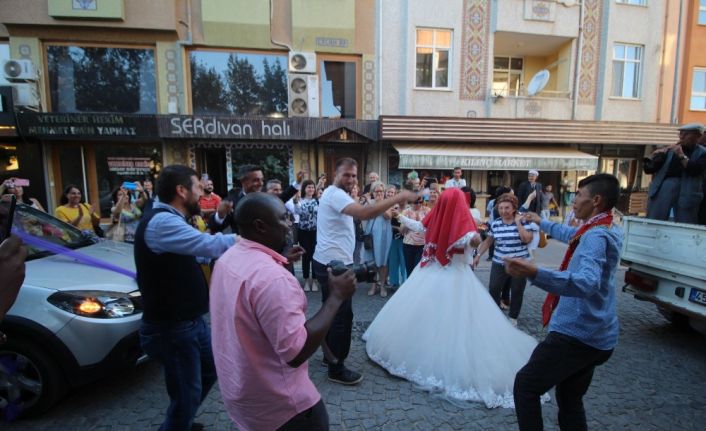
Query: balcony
[
  {"left": 495, "top": 0, "right": 581, "bottom": 39},
  {"left": 490, "top": 31, "right": 575, "bottom": 120}
]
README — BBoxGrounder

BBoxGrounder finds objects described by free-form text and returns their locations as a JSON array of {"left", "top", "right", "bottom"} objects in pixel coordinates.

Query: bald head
[{"left": 235, "top": 192, "right": 289, "bottom": 251}]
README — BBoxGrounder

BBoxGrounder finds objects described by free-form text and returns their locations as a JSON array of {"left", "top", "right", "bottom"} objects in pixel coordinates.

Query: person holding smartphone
[
  {"left": 1, "top": 178, "right": 45, "bottom": 212},
  {"left": 517, "top": 170, "right": 543, "bottom": 214}
]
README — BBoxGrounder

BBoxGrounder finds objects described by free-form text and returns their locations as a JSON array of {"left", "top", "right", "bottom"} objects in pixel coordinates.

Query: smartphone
[
  {"left": 201, "top": 173, "right": 209, "bottom": 182},
  {"left": 0, "top": 195, "right": 17, "bottom": 242},
  {"left": 121, "top": 181, "right": 138, "bottom": 191},
  {"left": 13, "top": 178, "right": 30, "bottom": 187}
]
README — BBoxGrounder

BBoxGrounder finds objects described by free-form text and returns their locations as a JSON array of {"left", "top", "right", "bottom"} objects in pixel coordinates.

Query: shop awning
[{"left": 394, "top": 144, "right": 599, "bottom": 171}]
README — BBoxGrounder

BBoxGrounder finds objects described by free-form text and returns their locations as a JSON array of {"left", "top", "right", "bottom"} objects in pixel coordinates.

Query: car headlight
[{"left": 47, "top": 290, "right": 142, "bottom": 318}]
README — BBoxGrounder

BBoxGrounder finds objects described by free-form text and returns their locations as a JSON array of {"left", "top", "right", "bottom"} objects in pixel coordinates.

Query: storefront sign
[
  {"left": 161, "top": 116, "right": 307, "bottom": 140},
  {"left": 16, "top": 112, "right": 159, "bottom": 139},
  {"left": 106, "top": 156, "right": 151, "bottom": 176},
  {"left": 398, "top": 154, "right": 598, "bottom": 171},
  {"left": 316, "top": 37, "right": 349, "bottom": 48}
]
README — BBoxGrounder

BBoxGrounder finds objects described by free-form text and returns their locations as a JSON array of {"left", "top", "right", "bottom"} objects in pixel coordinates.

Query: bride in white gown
[{"left": 363, "top": 188, "right": 544, "bottom": 409}]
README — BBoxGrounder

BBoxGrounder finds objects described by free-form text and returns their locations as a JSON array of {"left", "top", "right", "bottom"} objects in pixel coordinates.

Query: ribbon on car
[{"left": 13, "top": 229, "right": 137, "bottom": 280}]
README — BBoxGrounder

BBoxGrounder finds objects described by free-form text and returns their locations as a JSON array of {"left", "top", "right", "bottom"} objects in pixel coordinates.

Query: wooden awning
[{"left": 381, "top": 116, "right": 678, "bottom": 146}]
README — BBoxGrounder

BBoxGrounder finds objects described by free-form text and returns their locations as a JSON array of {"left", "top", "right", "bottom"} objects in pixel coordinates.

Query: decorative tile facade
[
  {"left": 363, "top": 59, "right": 376, "bottom": 119},
  {"left": 460, "top": 0, "right": 490, "bottom": 101},
  {"left": 578, "top": 0, "right": 603, "bottom": 105},
  {"left": 524, "top": 0, "right": 555, "bottom": 22}
]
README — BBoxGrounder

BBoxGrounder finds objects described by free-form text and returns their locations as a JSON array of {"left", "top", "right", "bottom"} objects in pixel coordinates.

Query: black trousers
[
  {"left": 277, "top": 399, "right": 328, "bottom": 430},
  {"left": 514, "top": 332, "right": 613, "bottom": 431},
  {"left": 298, "top": 228, "right": 316, "bottom": 279},
  {"left": 489, "top": 262, "right": 526, "bottom": 319},
  {"left": 313, "top": 260, "right": 353, "bottom": 370},
  {"left": 402, "top": 244, "right": 424, "bottom": 276}
]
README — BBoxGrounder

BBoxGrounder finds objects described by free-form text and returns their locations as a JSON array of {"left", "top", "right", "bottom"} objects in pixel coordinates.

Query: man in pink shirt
[{"left": 210, "top": 193, "right": 356, "bottom": 430}]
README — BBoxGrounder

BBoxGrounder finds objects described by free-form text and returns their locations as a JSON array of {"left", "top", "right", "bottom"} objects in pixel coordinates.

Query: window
[
  {"left": 415, "top": 28, "right": 452, "bottom": 89},
  {"left": 190, "top": 50, "right": 288, "bottom": 116},
  {"left": 700, "top": 0, "right": 706, "bottom": 25},
  {"left": 492, "top": 57, "right": 524, "bottom": 96},
  {"left": 691, "top": 69, "right": 706, "bottom": 111},
  {"left": 320, "top": 60, "right": 357, "bottom": 118},
  {"left": 611, "top": 44, "right": 643, "bottom": 98},
  {"left": 0, "top": 43, "right": 10, "bottom": 86},
  {"left": 46, "top": 45, "right": 156, "bottom": 113},
  {"left": 616, "top": 0, "right": 646, "bottom": 5}
]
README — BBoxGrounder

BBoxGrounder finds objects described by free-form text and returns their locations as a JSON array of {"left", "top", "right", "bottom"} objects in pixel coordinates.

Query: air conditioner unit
[
  {"left": 12, "top": 83, "right": 40, "bottom": 107},
  {"left": 2, "top": 59, "right": 37, "bottom": 81},
  {"left": 287, "top": 74, "right": 319, "bottom": 118},
  {"left": 288, "top": 52, "right": 317, "bottom": 74}
]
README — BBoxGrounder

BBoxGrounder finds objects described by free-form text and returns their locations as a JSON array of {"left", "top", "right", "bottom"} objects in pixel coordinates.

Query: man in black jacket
[
  {"left": 209, "top": 165, "right": 303, "bottom": 233},
  {"left": 517, "top": 170, "right": 543, "bottom": 213}
]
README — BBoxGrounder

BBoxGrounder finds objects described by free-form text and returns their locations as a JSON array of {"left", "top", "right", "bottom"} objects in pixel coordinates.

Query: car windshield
[{"left": 12, "top": 203, "right": 95, "bottom": 260}]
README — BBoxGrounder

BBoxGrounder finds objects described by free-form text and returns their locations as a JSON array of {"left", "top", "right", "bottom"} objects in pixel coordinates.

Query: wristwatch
[{"left": 681, "top": 155, "right": 689, "bottom": 162}]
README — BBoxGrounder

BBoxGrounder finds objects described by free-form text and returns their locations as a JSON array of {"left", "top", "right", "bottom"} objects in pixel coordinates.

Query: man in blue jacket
[{"left": 505, "top": 173, "right": 623, "bottom": 431}]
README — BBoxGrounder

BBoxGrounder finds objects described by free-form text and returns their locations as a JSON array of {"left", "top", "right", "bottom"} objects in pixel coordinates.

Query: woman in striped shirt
[{"left": 473, "top": 193, "right": 537, "bottom": 326}]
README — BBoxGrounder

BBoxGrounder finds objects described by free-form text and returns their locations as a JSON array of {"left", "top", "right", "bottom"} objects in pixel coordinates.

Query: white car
[{"left": 0, "top": 203, "right": 145, "bottom": 418}]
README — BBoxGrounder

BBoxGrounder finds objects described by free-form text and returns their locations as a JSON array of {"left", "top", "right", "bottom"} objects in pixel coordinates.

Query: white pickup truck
[{"left": 621, "top": 216, "right": 706, "bottom": 334}]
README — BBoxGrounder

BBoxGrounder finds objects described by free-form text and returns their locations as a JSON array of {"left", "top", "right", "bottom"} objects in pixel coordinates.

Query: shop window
[
  {"left": 611, "top": 43, "right": 643, "bottom": 99},
  {"left": 493, "top": 57, "right": 523, "bottom": 97},
  {"left": 0, "top": 144, "right": 19, "bottom": 172},
  {"left": 415, "top": 28, "right": 452, "bottom": 89},
  {"left": 94, "top": 144, "right": 162, "bottom": 217},
  {"left": 600, "top": 158, "right": 637, "bottom": 190},
  {"left": 189, "top": 50, "right": 288, "bottom": 116},
  {"left": 0, "top": 43, "right": 10, "bottom": 86},
  {"left": 320, "top": 60, "right": 357, "bottom": 118},
  {"left": 46, "top": 45, "right": 156, "bottom": 113},
  {"left": 691, "top": 68, "right": 706, "bottom": 111}
]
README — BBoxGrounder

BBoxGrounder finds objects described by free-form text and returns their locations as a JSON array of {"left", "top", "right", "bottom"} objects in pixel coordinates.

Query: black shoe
[{"left": 328, "top": 367, "right": 363, "bottom": 385}]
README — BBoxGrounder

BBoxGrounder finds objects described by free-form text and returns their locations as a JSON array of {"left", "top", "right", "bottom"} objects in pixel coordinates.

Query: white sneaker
[
  {"left": 509, "top": 318, "right": 518, "bottom": 327},
  {"left": 311, "top": 280, "right": 320, "bottom": 292},
  {"left": 303, "top": 279, "right": 311, "bottom": 292}
]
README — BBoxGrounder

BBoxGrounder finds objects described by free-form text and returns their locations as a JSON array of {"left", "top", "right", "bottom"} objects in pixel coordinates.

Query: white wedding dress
[{"left": 363, "top": 230, "right": 544, "bottom": 409}]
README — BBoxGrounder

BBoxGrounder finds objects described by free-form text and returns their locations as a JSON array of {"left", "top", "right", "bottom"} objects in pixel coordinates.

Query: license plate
[{"left": 688, "top": 288, "right": 706, "bottom": 306}]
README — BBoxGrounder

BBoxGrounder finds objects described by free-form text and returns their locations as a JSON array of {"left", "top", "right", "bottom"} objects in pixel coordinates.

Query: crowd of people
[{"left": 4, "top": 121, "right": 705, "bottom": 430}]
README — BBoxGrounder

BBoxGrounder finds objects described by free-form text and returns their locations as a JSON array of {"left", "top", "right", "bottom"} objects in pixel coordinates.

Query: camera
[{"left": 328, "top": 260, "right": 377, "bottom": 283}]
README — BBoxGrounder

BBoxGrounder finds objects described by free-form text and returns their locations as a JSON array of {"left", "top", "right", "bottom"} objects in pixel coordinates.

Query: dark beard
[{"left": 186, "top": 200, "right": 201, "bottom": 217}]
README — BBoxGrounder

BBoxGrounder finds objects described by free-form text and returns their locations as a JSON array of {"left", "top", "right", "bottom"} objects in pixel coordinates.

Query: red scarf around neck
[{"left": 541, "top": 211, "right": 614, "bottom": 327}]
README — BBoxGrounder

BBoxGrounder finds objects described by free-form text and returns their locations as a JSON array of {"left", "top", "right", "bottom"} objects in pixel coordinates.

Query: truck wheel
[
  {"left": 656, "top": 306, "right": 690, "bottom": 329},
  {"left": 0, "top": 339, "right": 67, "bottom": 418}
]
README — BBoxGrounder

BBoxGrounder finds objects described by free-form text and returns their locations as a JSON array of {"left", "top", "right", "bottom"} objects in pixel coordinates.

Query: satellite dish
[{"left": 527, "top": 69, "right": 550, "bottom": 97}]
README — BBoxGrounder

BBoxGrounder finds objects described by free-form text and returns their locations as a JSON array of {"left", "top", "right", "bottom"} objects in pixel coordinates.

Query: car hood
[{"left": 24, "top": 240, "right": 138, "bottom": 293}]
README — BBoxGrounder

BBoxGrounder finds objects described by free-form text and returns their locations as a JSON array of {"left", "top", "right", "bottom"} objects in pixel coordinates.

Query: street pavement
[{"left": 7, "top": 239, "right": 706, "bottom": 430}]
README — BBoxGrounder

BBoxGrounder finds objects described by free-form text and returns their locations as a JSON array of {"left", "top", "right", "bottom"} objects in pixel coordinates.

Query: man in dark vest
[
  {"left": 517, "top": 170, "right": 543, "bottom": 214},
  {"left": 134, "top": 165, "right": 235, "bottom": 431},
  {"left": 644, "top": 123, "right": 706, "bottom": 223}
]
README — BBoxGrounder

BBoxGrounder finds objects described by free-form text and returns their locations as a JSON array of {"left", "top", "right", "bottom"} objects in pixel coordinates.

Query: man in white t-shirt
[
  {"left": 313, "top": 158, "right": 417, "bottom": 385},
  {"left": 444, "top": 167, "right": 467, "bottom": 189}
]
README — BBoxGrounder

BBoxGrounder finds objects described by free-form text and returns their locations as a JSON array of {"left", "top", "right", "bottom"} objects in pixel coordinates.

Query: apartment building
[
  {"left": 378, "top": 0, "right": 678, "bottom": 210},
  {"left": 677, "top": 0, "right": 706, "bottom": 125},
  {"left": 0, "top": 0, "right": 377, "bottom": 214}
]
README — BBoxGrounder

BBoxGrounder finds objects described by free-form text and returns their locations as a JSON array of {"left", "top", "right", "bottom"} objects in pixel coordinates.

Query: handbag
[
  {"left": 538, "top": 231, "right": 548, "bottom": 248},
  {"left": 362, "top": 217, "right": 376, "bottom": 250},
  {"left": 105, "top": 217, "right": 125, "bottom": 242}
]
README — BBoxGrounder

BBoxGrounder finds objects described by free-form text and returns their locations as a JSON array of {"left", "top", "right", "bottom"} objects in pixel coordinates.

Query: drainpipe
[
  {"left": 656, "top": 0, "right": 671, "bottom": 123},
  {"left": 377, "top": 0, "right": 383, "bottom": 118},
  {"left": 571, "top": 0, "right": 584, "bottom": 120},
  {"left": 669, "top": 0, "right": 685, "bottom": 124},
  {"left": 270, "top": 0, "right": 293, "bottom": 51}
]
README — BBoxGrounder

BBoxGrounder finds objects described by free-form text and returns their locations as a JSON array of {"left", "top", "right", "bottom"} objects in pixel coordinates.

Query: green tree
[
  {"left": 259, "top": 58, "right": 288, "bottom": 115},
  {"left": 225, "top": 54, "right": 259, "bottom": 116},
  {"left": 190, "top": 58, "right": 229, "bottom": 114}
]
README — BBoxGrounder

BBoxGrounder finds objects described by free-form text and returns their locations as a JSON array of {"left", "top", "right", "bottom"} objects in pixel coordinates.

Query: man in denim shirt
[{"left": 504, "top": 174, "right": 623, "bottom": 431}]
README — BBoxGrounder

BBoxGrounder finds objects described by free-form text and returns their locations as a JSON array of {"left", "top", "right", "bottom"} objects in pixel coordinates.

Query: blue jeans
[{"left": 140, "top": 316, "right": 217, "bottom": 431}]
